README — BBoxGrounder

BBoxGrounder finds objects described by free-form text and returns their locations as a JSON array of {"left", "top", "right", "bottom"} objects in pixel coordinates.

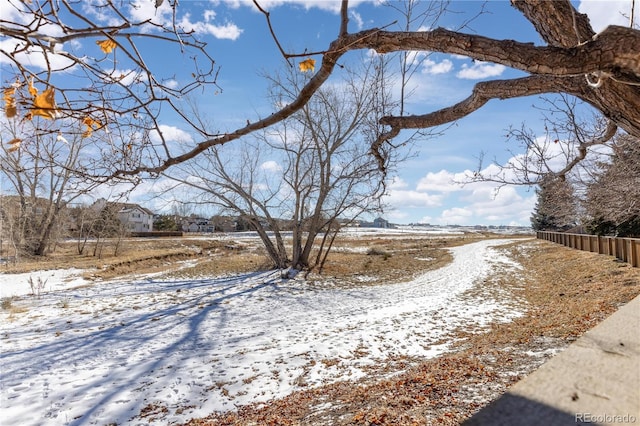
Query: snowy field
[{"left": 1, "top": 238, "right": 525, "bottom": 425}]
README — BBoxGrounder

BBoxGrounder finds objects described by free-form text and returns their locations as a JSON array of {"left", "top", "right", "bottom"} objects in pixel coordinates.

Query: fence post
[{"left": 632, "top": 240, "right": 639, "bottom": 267}]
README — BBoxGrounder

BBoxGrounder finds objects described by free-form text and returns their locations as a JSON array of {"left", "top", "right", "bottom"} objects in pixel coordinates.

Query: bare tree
[
  {"left": 466, "top": 95, "right": 617, "bottom": 188},
  {"left": 168, "top": 58, "right": 398, "bottom": 273},
  {"left": 0, "top": 118, "right": 93, "bottom": 256},
  {"left": 3, "top": 1, "right": 637, "bottom": 179}
]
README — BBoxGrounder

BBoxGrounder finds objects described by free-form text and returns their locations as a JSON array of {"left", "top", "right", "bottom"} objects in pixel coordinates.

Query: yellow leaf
[
  {"left": 96, "top": 39, "right": 117, "bottom": 54},
  {"left": 299, "top": 58, "right": 316, "bottom": 73},
  {"left": 28, "top": 77, "right": 38, "bottom": 97},
  {"left": 83, "top": 116, "right": 101, "bottom": 128},
  {"left": 31, "top": 86, "right": 57, "bottom": 120},
  {"left": 4, "top": 87, "right": 17, "bottom": 118},
  {"left": 81, "top": 116, "right": 102, "bottom": 138}
]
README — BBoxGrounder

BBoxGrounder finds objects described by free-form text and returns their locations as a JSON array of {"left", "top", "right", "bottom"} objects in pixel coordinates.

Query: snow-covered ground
[{"left": 1, "top": 238, "right": 525, "bottom": 425}]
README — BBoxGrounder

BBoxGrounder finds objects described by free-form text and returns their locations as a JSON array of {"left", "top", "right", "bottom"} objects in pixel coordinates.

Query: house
[
  {"left": 181, "top": 216, "right": 214, "bottom": 233},
  {"left": 92, "top": 199, "right": 154, "bottom": 233},
  {"left": 359, "top": 217, "right": 392, "bottom": 229},
  {"left": 117, "top": 204, "right": 154, "bottom": 233},
  {"left": 373, "top": 217, "right": 390, "bottom": 229}
]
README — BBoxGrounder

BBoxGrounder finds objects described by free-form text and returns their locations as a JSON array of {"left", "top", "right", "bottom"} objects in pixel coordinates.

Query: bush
[{"left": 366, "top": 247, "right": 391, "bottom": 260}]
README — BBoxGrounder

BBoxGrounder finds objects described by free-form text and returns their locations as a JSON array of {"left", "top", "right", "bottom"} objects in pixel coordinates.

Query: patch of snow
[{"left": 0, "top": 268, "right": 89, "bottom": 298}]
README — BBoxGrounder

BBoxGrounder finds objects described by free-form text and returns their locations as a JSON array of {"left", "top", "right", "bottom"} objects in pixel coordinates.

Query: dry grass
[
  {"left": 183, "top": 239, "right": 640, "bottom": 426},
  {"left": 1, "top": 237, "right": 267, "bottom": 281},
  {"left": 1, "top": 233, "right": 490, "bottom": 284}
]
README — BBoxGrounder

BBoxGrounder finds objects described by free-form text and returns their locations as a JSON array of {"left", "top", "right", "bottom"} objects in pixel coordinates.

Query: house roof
[{"left": 113, "top": 202, "right": 154, "bottom": 216}]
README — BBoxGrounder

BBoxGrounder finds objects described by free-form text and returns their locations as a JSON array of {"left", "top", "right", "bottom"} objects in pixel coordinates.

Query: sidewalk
[{"left": 464, "top": 294, "right": 640, "bottom": 425}]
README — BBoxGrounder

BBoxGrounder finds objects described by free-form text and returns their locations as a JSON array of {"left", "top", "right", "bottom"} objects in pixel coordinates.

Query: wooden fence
[{"left": 536, "top": 231, "right": 640, "bottom": 267}]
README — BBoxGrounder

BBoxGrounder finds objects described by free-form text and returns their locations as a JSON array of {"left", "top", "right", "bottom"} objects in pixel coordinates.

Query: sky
[{"left": 1, "top": 0, "right": 638, "bottom": 226}]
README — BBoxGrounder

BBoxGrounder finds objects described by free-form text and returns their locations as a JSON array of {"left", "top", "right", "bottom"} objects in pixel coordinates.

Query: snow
[
  {"left": 0, "top": 238, "right": 525, "bottom": 425},
  {"left": 0, "top": 269, "right": 90, "bottom": 298}
]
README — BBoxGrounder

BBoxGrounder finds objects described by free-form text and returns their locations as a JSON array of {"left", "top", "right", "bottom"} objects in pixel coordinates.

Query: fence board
[{"left": 536, "top": 231, "right": 640, "bottom": 268}]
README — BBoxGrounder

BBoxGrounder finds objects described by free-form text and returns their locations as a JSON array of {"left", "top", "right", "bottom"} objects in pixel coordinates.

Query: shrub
[{"left": 366, "top": 247, "right": 391, "bottom": 260}]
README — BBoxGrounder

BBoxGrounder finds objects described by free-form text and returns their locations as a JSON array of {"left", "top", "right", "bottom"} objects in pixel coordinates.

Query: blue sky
[{"left": 2, "top": 0, "right": 637, "bottom": 226}]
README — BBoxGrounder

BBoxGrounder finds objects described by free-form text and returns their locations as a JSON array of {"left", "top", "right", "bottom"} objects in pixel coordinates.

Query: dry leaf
[
  {"left": 28, "top": 77, "right": 38, "bottom": 97},
  {"left": 96, "top": 39, "right": 117, "bottom": 54},
  {"left": 81, "top": 116, "right": 102, "bottom": 138},
  {"left": 7, "top": 138, "right": 22, "bottom": 152},
  {"left": 31, "top": 87, "right": 57, "bottom": 119},
  {"left": 299, "top": 58, "right": 316, "bottom": 73},
  {"left": 4, "top": 87, "right": 17, "bottom": 118}
]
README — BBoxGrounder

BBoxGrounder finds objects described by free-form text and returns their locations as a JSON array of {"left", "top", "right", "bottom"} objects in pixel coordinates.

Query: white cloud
[
  {"left": 163, "top": 79, "right": 179, "bottom": 89},
  {"left": 468, "top": 186, "right": 536, "bottom": 224},
  {"left": 204, "top": 10, "right": 217, "bottom": 22},
  {"left": 421, "top": 184, "right": 535, "bottom": 226},
  {"left": 456, "top": 61, "right": 506, "bottom": 80},
  {"left": 383, "top": 189, "right": 442, "bottom": 208},
  {"left": 421, "top": 58, "right": 453, "bottom": 75},
  {"left": 125, "top": 0, "right": 173, "bottom": 28},
  {"left": 178, "top": 14, "right": 243, "bottom": 40},
  {"left": 416, "top": 170, "right": 467, "bottom": 192},
  {"left": 0, "top": 0, "right": 27, "bottom": 22},
  {"left": 350, "top": 10, "right": 364, "bottom": 30},
  {"left": 387, "top": 176, "right": 408, "bottom": 189},
  {"left": 150, "top": 125, "right": 194, "bottom": 144},
  {"left": 438, "top": 207, "right": 473, "bottom": 225},
  {"left": 0, "top": 39, "right": 76, "bottom": 71},
  {"left": 220, "top": 1, "right": 243, "bottom": 9},
  {"left": 260, "top": 160, "right": 283, "bottom": 172},
  {"left": 387, "top": 155, "right": 540, "bottom": 226},
  {"left": 579, "top": 0, "right": 639, "bottom": 32},
  {"left": 122, "top": 1, "right": 242, "bottom": 39}
]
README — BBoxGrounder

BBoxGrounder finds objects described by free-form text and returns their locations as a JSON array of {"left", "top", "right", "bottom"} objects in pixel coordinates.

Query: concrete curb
[{"left": 464, "top": 294, "right": 640, "bottom": 425}]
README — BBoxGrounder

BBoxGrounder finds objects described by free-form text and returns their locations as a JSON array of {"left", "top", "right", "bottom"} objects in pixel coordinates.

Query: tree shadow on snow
[{"left": 1, "top": 270, "right": 284, "bottom": 424}]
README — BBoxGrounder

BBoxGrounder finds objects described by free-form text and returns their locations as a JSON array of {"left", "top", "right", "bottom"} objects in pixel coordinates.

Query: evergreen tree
[
  {"left": 586, "top": 135, "right": 640, "bottom": 237},
  {"left": 153, "top": 215, "right": 179, "bottom": 231},
  {"left": 530, "top": 175, "right": 577, "bottom": 231}
]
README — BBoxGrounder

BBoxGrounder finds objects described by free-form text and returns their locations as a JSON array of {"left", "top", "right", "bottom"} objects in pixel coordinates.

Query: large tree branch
[
  {"left": 379, "top": 75, "right": 571, "bottom": 129},
  {"left": 510, "top": 0, "right": 595, "bottom": 46},
  {"left": 346, "top": 25, "right": 640, "bottom": 79}
]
